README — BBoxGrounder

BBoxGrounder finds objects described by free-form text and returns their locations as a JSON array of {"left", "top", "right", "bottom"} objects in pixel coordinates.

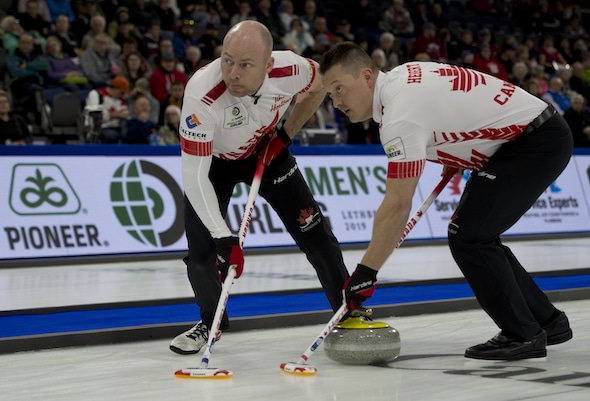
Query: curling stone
[{"left": 324, "top": 316, "right": 400, "bottom": 365}]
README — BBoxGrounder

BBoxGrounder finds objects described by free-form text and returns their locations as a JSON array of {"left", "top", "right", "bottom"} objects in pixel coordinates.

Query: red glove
[
  {"left": 214, "top": 236, "right": 244, "bottom": 280},
  {"left": 343, "top": 264, "right": 377, "bottom": 311},
  {"left": 259, "top": 125, "right": 292, "bottom": 166}
]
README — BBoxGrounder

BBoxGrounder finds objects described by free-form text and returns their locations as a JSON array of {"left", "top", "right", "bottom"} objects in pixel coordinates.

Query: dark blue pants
[
  {"left": 183, "top": 149, "right": 349, "bottom": 329},
  {"left": 448, "top": 112, "right": 574, "bottom": 341}
]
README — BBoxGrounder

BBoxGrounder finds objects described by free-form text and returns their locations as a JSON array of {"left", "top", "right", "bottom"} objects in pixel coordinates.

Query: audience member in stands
[
  {"left": 44, "top": 35, "right": 91, "bottom": 96},
  {"left": 6, "top": 32, "right": 48, "bottom": 122},
  {"left": 498, "top": 42, "right": 516, "bottom": 80},
  {"left": 333, "top": 18, "right": 354, "bottom": 43},
  {"left": 300, "top": 0, "right": 319, "bottom": 33},
  {"left": 147, "top": 37, "right": 174, "bottom": 70},
  {"left": 376, "top": 31, "right": 399, "bottom": 71},
  {"left": 476, "top": 28, "right": 498, "bottom": 58},
  {"left": 81, "top": 14, "right": 121, "bottom": 55},
  {"left": 17, "top": 0, "right": 52, "bottom": 23},
  {"left": 159, "top": 104, "right": 181, "bottom": 144},
  {"left": 474, "top": 43, "right": 508, "bottom": 80},
  {"left": 153, "top": 0, "right": 177, "bottom": 37},
  {"left": 183, "top": 45, "right": 202, "bottom": 76},
  {"left": 542, "top": 76, "right": 572, "bottom": 115},
  {"left": 124, "top": 93, "right": 160, "bottom": 144},
  {"left": 18, "top": 0, "right": 51, "bottom": 37},
  {"left": 452, "top": 29, "right": 477, "bottom": 64},
  {"left": 538, "top": 34, "right": 567, "bottom": 74},
  {"left": 380, "top": 0, "right": 414, "bottom": 40},
  {"left": 410, "top": 22, "right": 447, "bottom": 62},
  {"left": 0, "top": 90, "right": 32, "bottom": 145},
  {"left": 71, "top": 0, "right": 102, "bottom": 41},
  {"left": 278, "top": 0, "right": 295, "bottom": 32},
  {"left": 129, "top": 77, "right": 160, "bottom": 123},
  {"left": 254, "top": 0, "right": 286, "bottom": 45},
  {"left": 84, "top": 76, "right": 130, "bottom": 143},
  {"left": 198, "top": 23, "right": 222, "bottom": 61},
  {"left": 510, "top": 62, "right": 530, "bottom": 89},
  {"left": 526, "top": 78, "right": 541, "bottom": 98},
  {"left": 173, "top": 18, "right": 198, "bottom": 60},
  {"left": 52, "top": 13, "right": 82, "bottom": 58},
  {"left": 229, "top": 0, "right": 255, "bottom": 27},
  {"left": 564, "top": 15, "right": 588, "bottom": 43},
  {"left": 143, "top": 19, "right": 162, "bottom": 58},
  {"left": 344, "top": 0, "right": 379, "bottom": 35},
  {"left": 514, "top": 44, "right": 538, "bottom": 75},
  {"left": 570, "top": 62, "right": 590, "bottom": 101},
  {"left": 1, "top": 14, "right": 46, "bottom": 55},
  {"left": 158, "top": 79, "right": 184, "bottom": 125},
  {"left": 120, "top": 50, "right": 151, "bottom": 87},
  {"left": 530, "top": 64, "right": 549, "bottom": 96},
  {"left": 410, "top": 0, "right": 428, "bottom": 35},
  {"left": 283, "top": 17, "right": 314, "bottom": 55},
  {"left": 80, "top": 32, "right": 121, "bottom": 87},
  {"left": 563, "top": 93, "right": 590, "bottom": 147},
  {"left": 129, "top": 0, "right": 159, "bottom": 34},
  {"left": 149, "top": 52, "right": 188, "bottom": 102},
  {"left": 46, "top": 0, "right": 75, "bottom": 23}
]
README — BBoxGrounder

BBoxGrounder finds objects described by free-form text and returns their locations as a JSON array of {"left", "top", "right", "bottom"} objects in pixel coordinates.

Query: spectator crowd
[{"left": 1, "top": 0, "right": 590, "bottom": 147}]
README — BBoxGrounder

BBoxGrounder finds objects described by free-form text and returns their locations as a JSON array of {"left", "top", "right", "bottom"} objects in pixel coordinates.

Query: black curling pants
[
  {"left": 448, "top": 112, "right": 573, "bottom": 341},
  {"left": 183, "top": 149, "right": 350, "bottom": 330}
]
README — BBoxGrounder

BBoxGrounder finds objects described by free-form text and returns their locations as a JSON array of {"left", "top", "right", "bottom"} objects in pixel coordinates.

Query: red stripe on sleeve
[
  {"left": 181, "top": 136, "right": 213, "bottom": 156},
  {"left": 387, "top": 160, "right": 425, "bottom": 179}
]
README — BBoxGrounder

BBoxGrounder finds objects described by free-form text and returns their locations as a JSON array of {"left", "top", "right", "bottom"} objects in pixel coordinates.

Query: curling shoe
[
  {"left": 169, "top": 321, "right": 221, "bottom": 355},
  {"left": 465, "top": 330, "right": 547, "bottom": 361},
  {"left": 542, "top": 311, "right": 573, "bottom": 345}
]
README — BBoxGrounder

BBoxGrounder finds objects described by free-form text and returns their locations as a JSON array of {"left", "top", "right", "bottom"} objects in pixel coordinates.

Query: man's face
[
  {"left": 321, "top": 64, "right": 374, "bottom": 123},
  {"left": 94, "top": 36, "right": 108, "bottom": 54},
  {"left": 56, "top": 15, "right": 69, "bottom": 33},
  {"left": 572, "top": 97, "right": 584, "bottom": 112},
  {"left": 220, "top": 35, "right": 273, "bottom": 98},
  {"left": 18, "top": 35, "right": 34, "bottom": 54},
  {"left": 171, "top": 84, "right": 184, "bottom": 99}
]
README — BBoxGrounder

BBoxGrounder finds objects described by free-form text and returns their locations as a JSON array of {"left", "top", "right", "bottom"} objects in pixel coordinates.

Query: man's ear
[
  {"left": 362, "top": 67, "right": 375, "bottom": 87},
  {"left": 266, "top": 56, "right": 275, "bottom": 74}
]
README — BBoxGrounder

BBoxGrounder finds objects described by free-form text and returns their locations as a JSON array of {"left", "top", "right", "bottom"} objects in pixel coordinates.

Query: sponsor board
[{"left": 1, "top": 154, "right": 589, "bottom": 260}]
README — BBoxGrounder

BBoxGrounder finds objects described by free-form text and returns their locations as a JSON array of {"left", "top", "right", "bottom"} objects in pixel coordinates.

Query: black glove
[
  {"left": 343, "top": 264, "right": 377, "bottom": 311},
  {"left": 214, "top": 236, "right": 244, "bottom": 280}
]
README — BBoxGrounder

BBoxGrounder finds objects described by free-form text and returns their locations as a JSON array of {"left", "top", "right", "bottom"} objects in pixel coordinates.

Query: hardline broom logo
[
  {"left": 110, "top": 160, "right": 184, "bottom": 248},
  {"left": 9, "top": 163, "right": 81, "bottom": 215}
]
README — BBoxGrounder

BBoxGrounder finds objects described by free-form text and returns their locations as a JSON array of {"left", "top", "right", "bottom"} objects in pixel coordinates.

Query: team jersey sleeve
[
  {"left": 379, "top": 91, "right": 429, "bottom": 179},
  {"left": 180, "top": 84, "right": 232, "bottom": 239},
  {"left": 272, "top": 51, "right": 317, "bottom": 95}
]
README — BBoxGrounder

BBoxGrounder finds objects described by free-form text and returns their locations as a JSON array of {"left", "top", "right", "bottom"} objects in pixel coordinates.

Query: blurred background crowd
[{"left": 1, "top": 0, "right": 589, "bottom": 147}]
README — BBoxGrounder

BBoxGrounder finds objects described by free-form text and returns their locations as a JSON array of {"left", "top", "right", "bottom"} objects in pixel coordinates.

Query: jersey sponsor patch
[
  {"left": 179, "top": 126, "right": 209, "bottom": 141},
  {"left": 224, "top": 104, "right": 249, "bottom": 129},
  {"left": 383, "top": 137, "right": 407, "bottom": 160},
  {"left": 185, "top": 113, "right": 201, "bottom": 129}
]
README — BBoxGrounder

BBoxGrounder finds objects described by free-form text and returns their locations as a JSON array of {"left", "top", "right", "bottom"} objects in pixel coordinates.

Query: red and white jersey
[
  {"left": 179, "top": 50, "right": 317, "bottom": 238},
  {"left": 180, "top": 50, "right": 316, "bottom": 160},
  {"left": 374, "top": 62, "right": 547, "bottom": 179}
]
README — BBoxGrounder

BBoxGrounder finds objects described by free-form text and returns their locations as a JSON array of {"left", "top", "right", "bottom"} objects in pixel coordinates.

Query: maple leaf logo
[
  {"left": 297, "top": 208, "right": 315, "bottom": 225},
  {"left": 433, "top": 65, "right": 487, "bottom": 93}
]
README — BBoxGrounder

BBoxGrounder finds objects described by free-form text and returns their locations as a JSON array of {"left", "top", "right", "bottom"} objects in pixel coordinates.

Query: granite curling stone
[{"left": 324, "top": 316, "right": 401, "bottom": 365}]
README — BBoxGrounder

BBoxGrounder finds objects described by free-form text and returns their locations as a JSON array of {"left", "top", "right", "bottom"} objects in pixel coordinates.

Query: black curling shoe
[
  {"left": 465, "top": 330, "right": 547, "bottom": 361},
  {"left": 543, "top": 311, "right": 573, "bottom": 345}
]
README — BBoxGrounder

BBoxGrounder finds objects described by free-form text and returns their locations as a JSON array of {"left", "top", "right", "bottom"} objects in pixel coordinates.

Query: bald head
[{"left": 224, "top": 20, "right": 273, "bottom": 59}]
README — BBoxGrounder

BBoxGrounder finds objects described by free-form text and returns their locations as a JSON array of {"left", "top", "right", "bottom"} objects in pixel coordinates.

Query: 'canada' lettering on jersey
[{"left": 374, "top": 62, "right": 547, "bottom": 178}]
